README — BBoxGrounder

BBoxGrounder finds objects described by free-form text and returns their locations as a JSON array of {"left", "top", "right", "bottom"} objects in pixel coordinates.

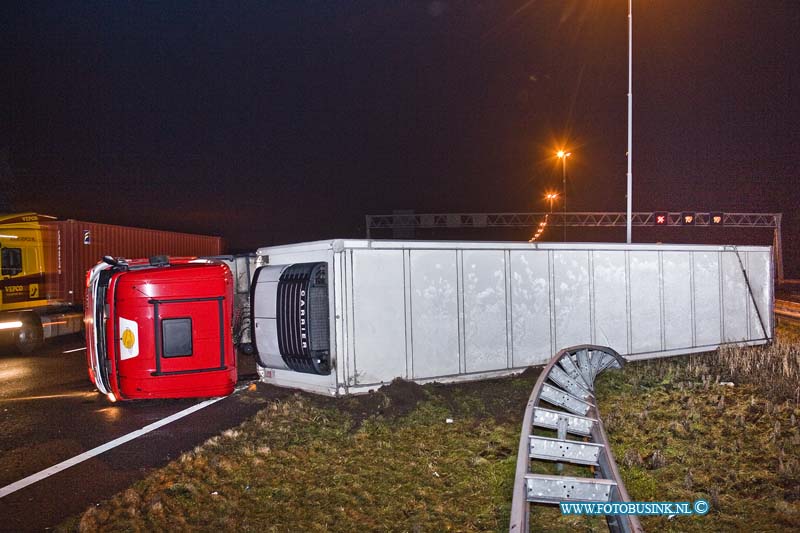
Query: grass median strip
[{"left": 62, "top": 326, "right": 800, "bottom": 532}]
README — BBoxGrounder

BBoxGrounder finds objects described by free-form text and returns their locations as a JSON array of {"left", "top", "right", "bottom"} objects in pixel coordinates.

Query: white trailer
[{"left": 251, "top": 240, "right": 773, "bottom": 396}]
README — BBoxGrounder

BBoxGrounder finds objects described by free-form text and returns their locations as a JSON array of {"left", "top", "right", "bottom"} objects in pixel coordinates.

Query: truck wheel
[{"left": 17, "top": 317, "right": 44, "bottom": 354}]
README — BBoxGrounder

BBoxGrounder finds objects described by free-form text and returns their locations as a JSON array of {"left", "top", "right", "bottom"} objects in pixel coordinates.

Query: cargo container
[
  {"left": 251, "top": 239, "right": 773, "bottom": 396},
  {"left": 85, "top": 256, "right": 236, "bottom": 400},
  {"left": 0, "top": 213, "right": 223, "bottom": 352}
]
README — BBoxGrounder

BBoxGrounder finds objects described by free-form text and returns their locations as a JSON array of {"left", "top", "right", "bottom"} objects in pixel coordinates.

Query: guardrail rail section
[
  {"left": 775, "top": 299, "right": 800, "bottom": 321},
  {"left": 509, "top": 345, "right": 644, "bottom": 533}
]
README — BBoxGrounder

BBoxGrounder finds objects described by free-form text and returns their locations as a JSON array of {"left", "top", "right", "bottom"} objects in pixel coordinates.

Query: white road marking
[
  {"left": 62, "top": 347, "right": 87, "bottom": 354},
  {"left": 0, "top": 396, "right": 225, "bottom": 499}
]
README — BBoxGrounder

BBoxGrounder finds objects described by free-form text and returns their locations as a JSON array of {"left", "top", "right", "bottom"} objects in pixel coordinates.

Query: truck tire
[{"left": 17, "top": 316, "right": 44, "bottom": 354}]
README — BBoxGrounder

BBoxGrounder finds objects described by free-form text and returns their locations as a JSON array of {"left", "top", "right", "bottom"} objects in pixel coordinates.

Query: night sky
[{"left": 3, "top": 1, "right": 799, "bottom": 274}]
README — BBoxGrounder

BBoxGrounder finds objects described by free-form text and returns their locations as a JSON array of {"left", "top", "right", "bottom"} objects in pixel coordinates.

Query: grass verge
[{"left": 62, "top": 325, "right": 800, "bottom": 532}]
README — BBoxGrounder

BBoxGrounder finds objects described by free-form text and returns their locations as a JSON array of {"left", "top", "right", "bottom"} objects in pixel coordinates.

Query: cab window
[
  {"left": 1, "top": 248, "right": 22, "bottom": 276},
  {"left": 162, "top": 317, "right": 193, "bottom": 357}
]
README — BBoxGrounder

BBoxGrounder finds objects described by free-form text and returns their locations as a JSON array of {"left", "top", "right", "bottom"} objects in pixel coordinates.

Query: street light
[
  {"left": 544, "top": 192, "right": 559, "bottom": 213},
  {"left": 529, "top": 217, "right": 548, "bottom": 243},
  {"left": 557, "top": 150, "right": 571, "bottom": 241}
]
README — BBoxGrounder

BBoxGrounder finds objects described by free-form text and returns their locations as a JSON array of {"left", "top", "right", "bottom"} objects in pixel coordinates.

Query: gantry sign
[{"left": 365, "top": 212, "right": 785, "bottom": 282}]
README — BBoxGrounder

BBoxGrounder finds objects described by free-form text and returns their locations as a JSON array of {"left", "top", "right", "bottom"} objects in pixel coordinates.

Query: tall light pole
[
  {"left": 557, "top": 150, "right": 571, "bottom": 241},
  {"left": 626, "top": 0, "right": 633, "bottom": 243}
]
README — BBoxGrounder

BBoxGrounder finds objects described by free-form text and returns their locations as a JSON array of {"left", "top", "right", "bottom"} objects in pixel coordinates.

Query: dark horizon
[{"left": 3, "top": 1, "right": 798, "bottom": 274}]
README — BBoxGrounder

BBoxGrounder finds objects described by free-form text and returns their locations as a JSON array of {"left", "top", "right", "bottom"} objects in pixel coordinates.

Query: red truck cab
[{"left": 85, "top": 256, "right": 236, "bottom": 400}]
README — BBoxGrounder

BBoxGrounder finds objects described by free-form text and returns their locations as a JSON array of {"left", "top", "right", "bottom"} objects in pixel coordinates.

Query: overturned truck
[{"left": 251, "top": 240, "right": 773, "bottom": 396}]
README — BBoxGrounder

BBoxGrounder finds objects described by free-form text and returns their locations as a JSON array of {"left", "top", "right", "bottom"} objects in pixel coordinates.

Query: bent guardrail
[{"left": 509, "top": 345, "right": 643, "bottom": 533}]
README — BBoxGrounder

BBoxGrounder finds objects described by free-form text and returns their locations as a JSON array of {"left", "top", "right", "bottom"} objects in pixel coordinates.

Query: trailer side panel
[{"left": 254, "top": 240, "right": 774, "bottom": 396}]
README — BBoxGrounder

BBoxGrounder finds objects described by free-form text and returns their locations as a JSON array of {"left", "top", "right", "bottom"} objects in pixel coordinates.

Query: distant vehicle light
[{"left": 0, "top": 320, "right": 23, "bottom": 330}]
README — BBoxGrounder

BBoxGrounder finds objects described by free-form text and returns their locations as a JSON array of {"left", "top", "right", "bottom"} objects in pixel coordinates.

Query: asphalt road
[{"left": 0, "top": 335, "right": 267, "bottom": 531}]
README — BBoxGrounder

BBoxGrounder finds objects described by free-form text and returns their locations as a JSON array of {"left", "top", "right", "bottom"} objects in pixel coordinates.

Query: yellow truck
[{"left": 0, "top": 213, "right": 223, "bottom": 353}]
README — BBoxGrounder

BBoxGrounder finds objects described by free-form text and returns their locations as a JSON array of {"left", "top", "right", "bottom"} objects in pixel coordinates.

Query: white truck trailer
[{"left": 251, "top": 240, "right": 773, "bottom": 396}]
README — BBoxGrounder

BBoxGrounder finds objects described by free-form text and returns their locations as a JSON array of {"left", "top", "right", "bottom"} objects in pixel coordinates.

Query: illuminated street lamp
[
  {"left": 557, "top": 150, "right": 571, "bottom": 241},
  {"left": 529, "top": 204, "right": 552, "bottom": 243},
  {"left": 544, "top": 192, "right": 559, "bottom": 213}
]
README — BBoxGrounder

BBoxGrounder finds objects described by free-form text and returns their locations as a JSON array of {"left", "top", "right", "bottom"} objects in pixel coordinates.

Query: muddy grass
[{"left": 61, "top": 326, "right": 800, "bottom": 532}]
